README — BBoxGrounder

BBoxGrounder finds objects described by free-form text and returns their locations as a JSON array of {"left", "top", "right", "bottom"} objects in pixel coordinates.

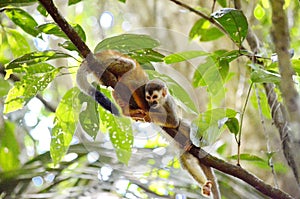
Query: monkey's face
[{"left": 145, "top": 89, "right": 166, "bottom": 108}]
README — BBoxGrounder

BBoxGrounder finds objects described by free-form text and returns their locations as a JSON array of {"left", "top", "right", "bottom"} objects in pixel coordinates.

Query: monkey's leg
[{"left": 113, "top": 91, "right": 147, "bottom": 121}]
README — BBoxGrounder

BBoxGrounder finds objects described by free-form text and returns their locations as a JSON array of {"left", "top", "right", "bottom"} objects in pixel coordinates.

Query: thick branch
[
  {"left": 38, "top": 0, "right": 91, "bottom": 58},
  {"left": 270, "top": 0, "right": 300, "bottom": 124},
  {"left": 36, "top": 0, "right": 294, "bottom": 198},
  {"left": 163, "top": 126, "right": 293, "bottom": 199},
  {"left": 38, "top": 0, "right": 119, "bottom": 115}
]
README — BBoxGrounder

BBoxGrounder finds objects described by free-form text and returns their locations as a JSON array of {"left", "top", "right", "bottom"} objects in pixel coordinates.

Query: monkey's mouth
[{"left": 149, "top": 102, "right": 159, "bottom": 109}]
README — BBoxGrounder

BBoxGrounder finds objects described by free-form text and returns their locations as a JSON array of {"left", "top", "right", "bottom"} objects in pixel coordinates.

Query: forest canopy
[{"left": 0, "top": 0, "right": 300, "bottom": 199}]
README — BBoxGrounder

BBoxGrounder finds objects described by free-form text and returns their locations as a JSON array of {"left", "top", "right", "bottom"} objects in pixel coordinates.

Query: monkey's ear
[{"left": 162, "top": 87, "right": 168, "bottom": 97}]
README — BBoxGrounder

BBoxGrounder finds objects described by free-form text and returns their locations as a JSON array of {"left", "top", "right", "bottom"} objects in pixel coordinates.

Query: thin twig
[{"left": 237, "top": 83, "right": 253, "bottom": 166}]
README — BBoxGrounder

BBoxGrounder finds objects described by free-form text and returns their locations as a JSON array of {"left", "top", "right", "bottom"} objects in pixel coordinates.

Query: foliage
[{"left": 0, "top": 0, "right": 299, "bottom": 198}]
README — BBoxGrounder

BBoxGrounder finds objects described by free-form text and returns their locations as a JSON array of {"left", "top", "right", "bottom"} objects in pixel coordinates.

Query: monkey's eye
[
  {"left": 146, "top": 95, "right": 151, "bottom": 100},
  {"left": 152, "top": 94, "right": 158, "bottom": 99}
]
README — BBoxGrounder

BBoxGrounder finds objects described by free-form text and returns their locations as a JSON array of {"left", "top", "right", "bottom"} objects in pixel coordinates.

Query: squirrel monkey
[
  {"left": 145, "top": 79, "right": 179, "bottom": 128},
  {"left": 78, "top": 52, "right": 217, "bottom": 197},
  {"left": 76, "top": 50, "right": 149, "bottom": 120},
  {"left": 145, "top": 79, "right": 215, "bottom": 197}
]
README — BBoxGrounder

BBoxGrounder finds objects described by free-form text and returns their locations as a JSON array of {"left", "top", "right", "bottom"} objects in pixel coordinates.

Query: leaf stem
[{"left": 237, "top": 82, "right": 253, "bottom": 166}]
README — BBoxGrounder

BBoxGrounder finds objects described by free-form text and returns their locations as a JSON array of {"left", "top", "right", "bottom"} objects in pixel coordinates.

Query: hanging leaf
[
  {"left": 0, "top": 0, "right": 37, "bottom": 8},
  {"left": 78, "top": 92, "right": 100, "bottom": 140},
  {"left": 37, "top": 3, "right": 48, "bottom": 16},
  {"left": 217, "top": 0, "right": 227, "bottom": 7},
  {"left": 68, "top": 0, "right": 82, "bottom": 6},
  {"left": 225, "top": 117, "right": 239, "bottom": 135},
  {"left": 193, "top": 57, "right": 224, "bottom": 95},
  {"left": 250, "top": 86, "right": 271, "bottom": 119},
  {"left": 0, "top": 121, "right": 20, "bottom": 171},
  {"left": 250, "top": 68, "right": 281, "bottom": 83},
  {"left": 191, "top": 108, "right": 237, "bottom": 146},
  {"left": 228, "top": 153, "right": 265, "bottom": 162},
  {"left": 109, "top": 117, "right": 133, "bottom": 164},
  {"left": 4, "top": 68, "right": 60, "bottom": 113},
  {"left": 292, "top": 59, "right": 300, "bottom": 74},
  {"left": 94, "top": 34, "right": 160, "bottom": 53},
  {"left": 50, "top": 87, "right": 81, "bottom": 165},
  {"left": 0, "top": 77, "right": 11, "bottom": 97},
  {"left": 4, "top": 8, "right": 39, "bottom": 37},
  {"left": 211, "top": 8, "right": 248, "bottom": 47},
  {"left": 5, "top": 50, "right": 72, "bottom": 69},
  {"left": 6, "top": 29, "right": 30, "bottom": 57},
  {"left": 128, "top": 49, "right": 164, "bottom": 64},
  {"left": 37, "top": 23, "right": 86, "bottom": 42},
  {"left": 189, "top": 19, "right": 224, "bottom": 41},
  {"left": 164, "top": 50, "right": 208, "bottom": 64}
]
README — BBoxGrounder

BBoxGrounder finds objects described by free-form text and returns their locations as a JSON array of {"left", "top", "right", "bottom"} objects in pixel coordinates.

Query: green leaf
[
  {"left": 94, "top": 34, "right": 160, "bottom": 53},
  {"left": 37, "top": 23, "right": 67, "bottom": 39},
  {"left": 189, "top": 19, "right": 224, "bottom": 41},
  {"left": 0, "top": 121, "right": 20, "bottom": 171},
  {"left": 6, "top": 28, "right": 30, "bottom": 57},
  {"left": 37, "top": 23, "right": 86, "bottom": 42},
  {"left": 68, "top": 0, "right": 82, "bottom": 6},
  {"left": 211, "top": 8, "right": 248, "bottom": 46},
  {"left": 4, "top": 8, "right": 39, "bottom": 37},
  {"left": 37, "top": 3, "right": 48, "bottom": 16},
  {"left": 200, "top": 27, "right": 224, "bottom": 41},
  {"left": 216, "top": 143, "right": 227, "bottom": 155},
  {"left": 5, "top": 50, "right": 72, "bottom": 69},
  {"left": 4, "top": 68, "right": 59, "bottom": 113},
  {"left": 193, "top": 56, "right": 225, "bottom": 95},
  {"left": 228, "top": 153, "right": 265, "bottom": 162},
  {"left": 147, "top": 70, "right": 198, "bottom": 114},
  {"left": 225, "top": 117, "right": 239, "bottom": 135},
  {"left": 0, "top": 77, "right": 11, "bottom": 97},
  {"left": 0, "top": 0, "right": 37, "bottom": 8},
  {"left": 250, "top": 68, "right": 281, "bottom": 83},
  {"left": 96, "top": 87, "right": 133, "bottom": 164},
  {"left": 292, "top": 59, "right": 300, "bottom": 74},
  {"left": 59, "top": 41, "right": 78, "bottom": 52},
  {"left": 250, "top": 86, "right": 271, "bottom": 119},
  {"left": 164, "top": 50, "right": 208, "bottom": 64},
  {"left": 109, "top": 117, "right": 133, "bottom": 164},
  {"left": 50, "top": 87, "right": 81, "bottom": 165},
  {"left": 191, "top": 108, "right": 237, "bottom": 146},
  {"left": 128, "top": 49, "right": 164, "bottom": 64},
  {"left": 217, "top": 0, "right": 227, "bottom": 7},
  {"left": 78, "top": 93, "right": 99, "bottom": 140}
]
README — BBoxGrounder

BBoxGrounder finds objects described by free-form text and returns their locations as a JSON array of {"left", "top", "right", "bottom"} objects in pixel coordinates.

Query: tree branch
[
  {"left": 163, "top": 126, "right": 293, "bottom": 199},
  {"left": 36, "top": 0, "right": 295, "bottom": 198},
  {"left": 167, "top": 0, "right": 296, "bottom": 197},
  {"left": 38, "top": 0, "right": 119, "bottom": 115},
  {"left": 269, "top": 0, "right": 300, "bottom": 184},
  {"left": 270, "top": 0, "right": 300, "bottom": 123},
  {"left": 38, "top": 0, "right": 91, "bottom": 58}
]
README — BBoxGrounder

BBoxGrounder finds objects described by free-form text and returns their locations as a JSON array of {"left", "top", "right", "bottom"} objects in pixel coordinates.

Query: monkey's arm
[
  {"left": 148, "top": 96, "right": 180, "bottom": 128},
  {"left": 76, "top": 64, "right": 119, "bottom": 115}
]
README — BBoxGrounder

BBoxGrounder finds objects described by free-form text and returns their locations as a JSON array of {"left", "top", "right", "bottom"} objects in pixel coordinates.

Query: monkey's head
[{"left": 145, "top": 79, "right": 168, "bottom": 108}]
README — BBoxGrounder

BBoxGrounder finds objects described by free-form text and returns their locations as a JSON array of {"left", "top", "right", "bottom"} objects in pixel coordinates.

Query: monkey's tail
[
  {"left": 76, "top": 65, "right": 120, "bottom": 116},
  {"left": 180, "top": 153, "right": 213, "bottom": 198}
]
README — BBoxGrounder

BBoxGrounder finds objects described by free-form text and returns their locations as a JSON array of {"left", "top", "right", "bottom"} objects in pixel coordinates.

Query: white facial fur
[{"left": 145, "top": 89, "right": 166, "bottom": 108}]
